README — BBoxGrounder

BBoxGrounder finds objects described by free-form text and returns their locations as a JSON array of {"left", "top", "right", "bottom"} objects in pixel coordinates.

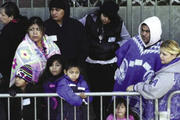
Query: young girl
[
  {"left": 56, "top": 60, "right": 92, "bottom": 120},
  {"left": 106, "top": 98, "right": 134, "bottom": 120},
  {"left": 38, "top": 54, "right": 64, "bottom": 120},
  {"left": 9, "top": 64, "right": 43, "bottom": 120}
]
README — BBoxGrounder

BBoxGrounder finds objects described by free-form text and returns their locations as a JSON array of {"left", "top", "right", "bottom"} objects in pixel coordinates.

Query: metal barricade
[
  {"left": 0, "top": 92, "right": 159, "bottom": 120},
  {"left": 166, "top": 90, "right": 180, "bottom": 120}
]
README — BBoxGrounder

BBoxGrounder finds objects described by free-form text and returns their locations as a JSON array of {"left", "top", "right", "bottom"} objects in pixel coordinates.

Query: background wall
[{"left": 0, "top": 0, "right": 180, "bottom": 43}]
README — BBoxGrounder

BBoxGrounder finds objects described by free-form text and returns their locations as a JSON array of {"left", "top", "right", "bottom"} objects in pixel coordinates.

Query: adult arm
[
  {"left": 134, "top": 72, "right": 175, "bottom": 99},
  {"left": 118, "top": 22, "right": 131, "bottom": 46}
]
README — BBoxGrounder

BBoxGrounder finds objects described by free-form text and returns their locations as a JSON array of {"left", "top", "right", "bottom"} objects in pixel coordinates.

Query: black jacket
[
  {"left": 85, "top": 13, "right": 123, "bottom": 60},
  {"left": 44, "top": 18, "right": 88, "bottom": 63},
  {"left": 9, "top": 84, "right": 44, "bottom": 120},
  {"left": 0, "top": 16, "right": 28, "bottom": 90}
]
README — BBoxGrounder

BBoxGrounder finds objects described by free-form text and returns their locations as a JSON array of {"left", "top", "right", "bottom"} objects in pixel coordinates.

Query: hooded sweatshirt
[
  {"left": 114, "top": 16, "right": 162, "bottom": 91},
  {"left": 134, "top": 57, "right": 180, "bottom": 120}
]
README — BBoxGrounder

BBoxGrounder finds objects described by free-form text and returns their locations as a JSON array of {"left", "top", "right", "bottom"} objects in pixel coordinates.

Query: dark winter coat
[
  {"left": 9, "top": 84, "right": 43, "bottom": 120},
  {"left": 44, "top": 18, "right": 88, "bottom": 62},
  {"left": 0, "top": 16, "right": 28, "bottom": 91},
  {"left": 85, "top": 13, "right": 123, "bottom": 60}
]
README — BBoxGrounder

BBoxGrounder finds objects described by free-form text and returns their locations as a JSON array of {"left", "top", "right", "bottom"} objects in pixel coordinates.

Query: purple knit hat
[{"left": 16, "top": 65, "right": 33, "bottom": 83}]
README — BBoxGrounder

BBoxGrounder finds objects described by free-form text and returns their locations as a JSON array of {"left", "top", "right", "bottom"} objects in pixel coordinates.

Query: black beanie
[
  {"left": 49, "top": 0, "right": 67, "bottom": 10},
  {"left": 100, "top": 0, "right": 119, "bottom": 19},
  {"left": 48, "top": 0, "right": 70, "bottom": 18}
]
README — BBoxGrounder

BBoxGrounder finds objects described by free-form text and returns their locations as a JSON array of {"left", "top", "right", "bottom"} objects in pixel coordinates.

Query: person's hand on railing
[
  {"left": 9, "top": 89, "right": 17, "bottom": 97},
  {"left": 79, "top": 92, "right": 87, "bottom": 99},
  {"left": 126, "top": 85, "right": 134, "bottom": 92}
]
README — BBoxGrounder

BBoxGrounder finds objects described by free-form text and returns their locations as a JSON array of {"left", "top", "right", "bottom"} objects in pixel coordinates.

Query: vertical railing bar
[
  {"left": 140, "top": 96, "right": 143, "bottom": 120},
  {"left": 21, "top": 97, "right": 23, "bottom": 111},
  {"left": 61, "top": 99, "right": 63, "bottom": 120},
  {"left": 31, "top": 0, "right": 33, "bottom": 8},
  {"left": 113, "top": 96, "right": 116, "bottom": 120},
  {"left": 127, "top": 96, "right": 129, "bottom": 120},
  {"left": 47, "top": 97, "right": 50, "bottom": 120},
  {"left": 16, "top": 0, "right": 19, "bottom": 7},
  {"left": 169, "top": 0, "right": 173, "bottom": 40},
  {"left": 45, "top": 0, "right": 48, "bottom": 8},
  {"left": 87, "top": 97, "right": 89, "bottom": 120},
  {"left": 141, "top": 0, "right": 144, "bottom": 22},
  {"left": 8, "top": 98, "right": 10, "bottom": 120},
  {"left": 154, "top": 0, "right": 158, "bottom": 15},
  {"left": 155, "top": 99, "right": 159, "bottom": 120},
  {"left": 100, "top": 96, "right": 103, "bottom": 120},
  {"left": 74, "top": 106, "right": 76, "bottom": 120},
  {"left": 127, "top": 0, "right": 132, "bottom": 35},
  {"left": 34, "top": 97, "right": 37, "bottom": 120}
]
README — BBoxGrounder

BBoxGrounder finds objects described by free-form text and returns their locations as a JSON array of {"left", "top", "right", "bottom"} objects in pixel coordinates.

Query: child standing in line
[
  {"left": 9, "top": 64, "right": 43, "bottom": 120},
  {"left": 38, "top": 54, "right": 64, "bottom": 120},
  {"left": 56, "top": 60, "right": 92, "bottom": 120},
  {"left": 106, "top": 98, "right": 135, "bottom": 120}
]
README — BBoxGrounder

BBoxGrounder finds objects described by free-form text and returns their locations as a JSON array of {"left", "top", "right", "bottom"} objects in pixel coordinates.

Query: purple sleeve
[
  {"left": 82, "top": 80, "right": 93, "bottom": 102},
  {"left": 116, "top": 40, "right": 131, "bottom": 67},
  {"left": 56, "top": 79, "right": 82, "bottom": 106}
]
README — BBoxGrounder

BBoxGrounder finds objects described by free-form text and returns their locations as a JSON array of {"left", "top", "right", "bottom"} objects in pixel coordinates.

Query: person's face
[
  {"left": 141, "top": 24, "right": 150, "bottom": 45},
  {"left": 116, "top": 103, "right": 126, "bottom": 118},
  {"left": 64, "top": 67, "right": 80, "bottom": 82},
  {"left": 49, "top": 60, "right": 62, "bottom": 76},
  {"left": 50, "top": 8, "right": 64, "bottom": 23},
  {"left": 0, "top": 8, "right": 13, "bottom": 24},
  {"left": 28, "top": 24, "right": 43, "bottom": 43},
  {"left": 15, "top": 77, "right": 27, "bottom": 88},
  {"left": 160, "top": 48, "right": 176, "bottom": 64},
  {"left": 100, "top": 13, "right": 111, "bottom": 24}
]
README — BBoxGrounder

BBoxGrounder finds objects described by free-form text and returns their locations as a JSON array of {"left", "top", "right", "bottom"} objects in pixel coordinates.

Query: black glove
[{"left": 9, "top": 89, "right": 17, "bottom": 97}]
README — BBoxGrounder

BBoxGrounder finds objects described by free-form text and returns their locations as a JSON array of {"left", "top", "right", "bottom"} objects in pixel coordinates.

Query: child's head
[
  {"left": 108, "top": 97, "right": 128, "bottom": 119},
  {"left": 46, "top": 54, "right": 64, "bottom": 77},
  {"left": 115, "top": 98, "right": 127, "bottom": 118},
  {"left": 64, "top": 59, "right": 81, "bottom": 82},
  {"left": 15, "top": 65, "right": 33, "bottom": 89}
]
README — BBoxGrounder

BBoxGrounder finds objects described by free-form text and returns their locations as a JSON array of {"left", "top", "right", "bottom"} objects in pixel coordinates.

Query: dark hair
[
  {"left": 107, "top": 97, "right": 132, "bottom": 118},
  {"left": 39, "top": 54, "right": 64, "bottom": 83},
  {"left": 100, "top": 0, "right": 119, "bottom": 20},
  {"left": 94, "top": 1, "right": 122, "bottom": 33},
  {"left": 27, "top": 16, "right": 44, "bottom": 34},
  {"left": 64, "top": 59, "right": 81, "bottom": 72},
  {"left": 48, "top": 0, "right": 70, "bottom": 18},
  {"left": 0, "top": 2, "right": 20, "bottom": 19}
]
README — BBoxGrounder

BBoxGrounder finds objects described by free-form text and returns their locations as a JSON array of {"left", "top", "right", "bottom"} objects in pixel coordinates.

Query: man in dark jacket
[{"left": 44, "top": 0, "right": 88, "bottom": 63}]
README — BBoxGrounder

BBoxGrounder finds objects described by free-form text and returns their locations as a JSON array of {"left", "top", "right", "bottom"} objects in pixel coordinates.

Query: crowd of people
[{"left": 0, "top": 0, "right": 180, "bottom": 120}]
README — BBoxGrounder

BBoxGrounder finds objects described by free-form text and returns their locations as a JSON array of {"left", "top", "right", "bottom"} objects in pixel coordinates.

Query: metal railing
[
  {"left": 166, "top": 90, "right": 180, "bottom": 120},
  {"left": 0, "top": 92, "right": 161, "bottom": 120}
]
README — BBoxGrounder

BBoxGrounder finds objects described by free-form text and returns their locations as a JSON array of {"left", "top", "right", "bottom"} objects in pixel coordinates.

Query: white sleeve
[
  {"left": 134, "top": 72, "right": 175, "bottom": 99},
  {"left": 79, "top": 14, "right": 88, "bottom": 26}
]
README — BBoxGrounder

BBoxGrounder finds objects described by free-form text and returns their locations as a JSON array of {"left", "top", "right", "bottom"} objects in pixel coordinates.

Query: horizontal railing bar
[{"left": 0, "top": 92, "right": 140, "bottom": 98}]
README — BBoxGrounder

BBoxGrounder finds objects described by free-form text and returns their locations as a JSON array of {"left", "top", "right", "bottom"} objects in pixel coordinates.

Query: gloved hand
[{"left": 9, "top": 89, "right": 17, "bottom": 97}]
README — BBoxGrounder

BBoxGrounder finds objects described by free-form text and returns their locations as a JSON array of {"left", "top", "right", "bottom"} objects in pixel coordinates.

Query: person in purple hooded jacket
[
  {"left": 56, "top": 59, "right": 92, "bottom": 120},
  {"left": 113, "top": 16, "right": 163, "bottom": 117}
]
